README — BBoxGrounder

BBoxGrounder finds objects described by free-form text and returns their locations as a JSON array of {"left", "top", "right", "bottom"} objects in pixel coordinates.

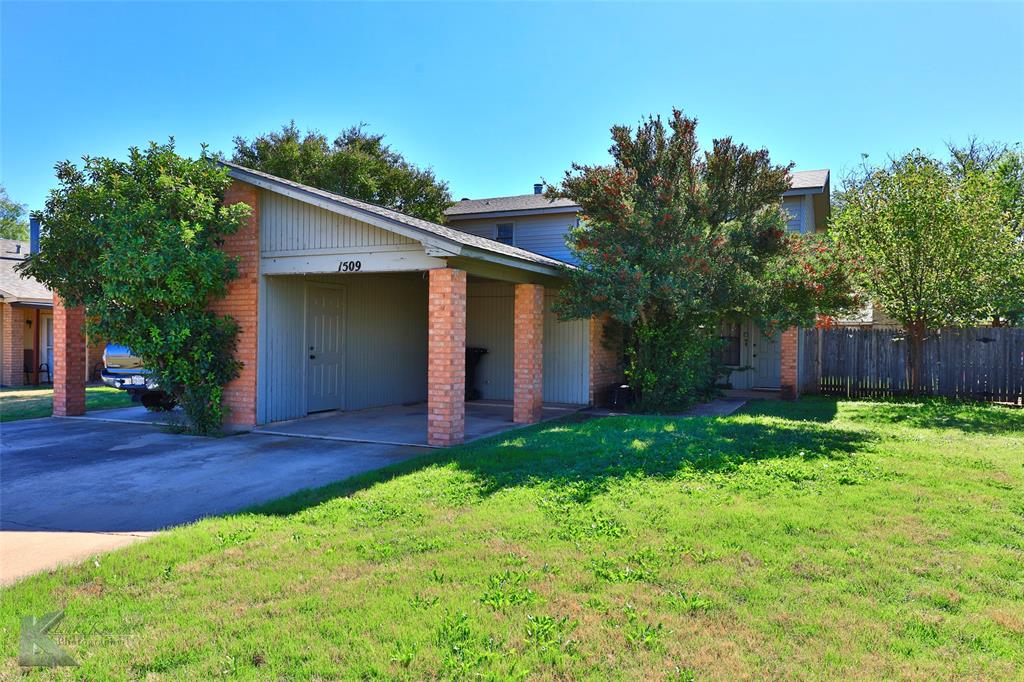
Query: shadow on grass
[
  {"left": 837, "top": 396, "right": 1024, "bottom": 434},
  {"left": 252, "top": 399, "right": 867, "bottom": 516}
]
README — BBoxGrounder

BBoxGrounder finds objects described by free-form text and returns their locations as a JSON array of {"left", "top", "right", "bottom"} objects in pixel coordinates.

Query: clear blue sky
[{"left": 2, "top": 2, "right": 1022, "bottom": 212}]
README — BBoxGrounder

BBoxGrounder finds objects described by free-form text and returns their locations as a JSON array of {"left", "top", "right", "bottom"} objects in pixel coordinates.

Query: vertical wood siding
[
  {"left": 258, "top": 272, "right": 428, "bottom": 423},
  {"left": 466, "top": 282, "right": 588, "bottom": 404},
  {"left": 260, "top": 190, "right": 417, "bottom": 254}
]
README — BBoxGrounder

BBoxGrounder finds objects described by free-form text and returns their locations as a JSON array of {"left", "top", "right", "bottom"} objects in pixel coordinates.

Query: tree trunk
[{"left": 906, "top": 320, "right": 926, "bottom": 396}]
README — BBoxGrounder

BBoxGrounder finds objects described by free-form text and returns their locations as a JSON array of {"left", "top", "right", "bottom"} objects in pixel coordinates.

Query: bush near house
[
  {"left": 550, "top": 110, "right": 856, "bottom": 412},
  {"left": 2, "top": 398, "right": 1022, "bottom": 679}
]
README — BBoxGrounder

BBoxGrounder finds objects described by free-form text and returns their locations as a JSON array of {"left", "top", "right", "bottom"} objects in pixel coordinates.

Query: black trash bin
[
  {"left": 466, "top": 347, "right": 488, "bottom": 400},
  {"left": 608, "top": 383, "right": 634, "bottom": 410}
]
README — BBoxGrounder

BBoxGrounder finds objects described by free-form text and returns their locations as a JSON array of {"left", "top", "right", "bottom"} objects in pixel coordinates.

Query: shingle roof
[
  {"left": 447, "top": 169, "right": 830, "bottom": 217},
  {"left": 0, "top": 240, "right": 52, "bottom": 302},
  {"left": 222, "top": 162, "right": 570, "bottom": 270},
  {"left": 788, "top": 169, "right": 829, "bottom": 191},
  {"left": 445, "top": 194, "right": 579, "bottom": 217}
]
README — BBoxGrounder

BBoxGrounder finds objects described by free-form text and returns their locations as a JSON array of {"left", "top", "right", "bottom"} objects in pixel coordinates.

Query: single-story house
[
  {"left": 50, "top": 165, "right": 824, "bottom": 445},
  {"left": 1, "top": 239, "right": 105, "bottom": 388}
]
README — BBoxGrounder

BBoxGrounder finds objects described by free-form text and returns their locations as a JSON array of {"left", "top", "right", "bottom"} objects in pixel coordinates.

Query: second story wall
[{"left": 449, "top": 212, "right": 579, "bottom": 263}]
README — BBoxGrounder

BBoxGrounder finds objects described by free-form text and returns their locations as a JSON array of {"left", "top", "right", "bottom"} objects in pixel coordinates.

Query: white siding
[
  {"left": 258, "top": 272, "right": 428, "bottom": 423},
  {"left": 260, "top": 190, "right": 417, "bottom": 254},
  {"left": 782, "top": 197, "right": 804, "bottom": 233},
  {"left": 449, "top": 213, "right": 578, "bottom": 263},
  {"left": 466, "top": 282, "right": 589, "bottom": 404}
]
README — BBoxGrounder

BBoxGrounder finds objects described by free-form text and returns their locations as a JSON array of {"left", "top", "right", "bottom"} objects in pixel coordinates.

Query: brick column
[
  {"left": 1, "top": 303, "right": 25, "bottom": 386},
  {"left": 513, "top": 283, "right": 545, "bottom": 424},
  {"left": 780, "top": 326, "right": 800, "bottom": 400},
  {"left": 53, "top": 295, "right": 86, "bottom": 416},
  {"left": 208, "top": 180, "right": 260, "bottom": 427},
  {"left": 588, "top": 313, "right": 623, "bottom": 406},
  {"left": 428, "top": 268, "right": 466, "bottom": 447}
]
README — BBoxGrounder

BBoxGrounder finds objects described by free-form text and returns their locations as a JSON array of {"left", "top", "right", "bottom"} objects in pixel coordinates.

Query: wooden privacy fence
[{"left": 800, "top": 327, "right": 1024, "bottom": 403}]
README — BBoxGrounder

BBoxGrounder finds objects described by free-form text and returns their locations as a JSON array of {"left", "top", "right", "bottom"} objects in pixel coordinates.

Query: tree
[
  {"left": 0, "top": 185, "right": 30, "bottom": 240},
  {"left": 231, "top": 122, "right": 452, "bottom": 222},
  {"left": 18, "top": 141, "right": 251, "bottom": 434},
  {"left": 832, "top": 150, "right": 1023, "bottom": 393},
  {"left": 550, "top": 110, "right": 855, "bottom": 411}
]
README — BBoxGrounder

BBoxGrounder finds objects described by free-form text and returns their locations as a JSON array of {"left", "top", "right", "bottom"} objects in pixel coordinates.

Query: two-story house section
[{"left": 445, "top": 170, "right": 831, "bottom": 393}]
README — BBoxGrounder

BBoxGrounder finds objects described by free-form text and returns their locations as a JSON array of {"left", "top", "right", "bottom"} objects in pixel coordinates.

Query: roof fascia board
[
  {"left": 783, "top": 187, "right": 825, "bottom": 197},
  {"left": 446, "top": 206, "right": 580, "bottom": 221},
  {"left": 456, "top": 245, "right": 568, "bottom": 278}
]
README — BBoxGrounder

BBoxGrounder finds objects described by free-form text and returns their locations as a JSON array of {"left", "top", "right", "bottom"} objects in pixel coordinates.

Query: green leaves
[
  {"left": 552, "top": 109, "right": 855, "bottom": 409},
  {"left": 231, "top": 122, "right": 453, "bottom": 223},
  {"left": 19, "top": 140, "right": 248, "bottom": 434}
]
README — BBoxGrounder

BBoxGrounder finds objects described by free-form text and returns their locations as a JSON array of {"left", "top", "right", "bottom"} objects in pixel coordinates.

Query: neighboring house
[
  {"left": 0, "top": 239, "right": 103, "bottom": 387},
  {"left": 446, "top": 170, "right": 832, "bottom": 394}
]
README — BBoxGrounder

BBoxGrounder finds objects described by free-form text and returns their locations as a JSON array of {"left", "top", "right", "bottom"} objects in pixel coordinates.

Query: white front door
[
  {"left": 306, "top": 285, "right": 345, "bottom": 413},
  {"left": 749, "top": 323, "right": 781, "bottom": 389}
]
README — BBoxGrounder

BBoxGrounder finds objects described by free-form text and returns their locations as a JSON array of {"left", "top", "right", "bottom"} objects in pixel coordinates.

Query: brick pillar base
[
  {"left": 54, "top": 295, "right": 86, "bottom": 416},
  {"left": 428, "top": 268, "right": 466, "bottom": 447},
  {"left": 513, "top": 283, "right": 545, "bottom": 423},
  {"left": 1, "top": 303, "right": 25, "bottom": 386},
  {"left": 780, "top": 326, "right": 800, "bottom": 400}
]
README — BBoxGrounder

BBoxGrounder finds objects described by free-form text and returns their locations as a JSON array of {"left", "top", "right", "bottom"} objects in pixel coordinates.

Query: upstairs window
[{"left": 495, "top": 222, "right": 514, "bottom": 245}]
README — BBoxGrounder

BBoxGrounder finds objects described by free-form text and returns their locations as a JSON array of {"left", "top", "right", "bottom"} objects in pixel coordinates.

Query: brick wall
[
  {"left": 208, "top": 180, "right": 261, "bottom": 427},
  {"left": 588, "top": 313, "right": 624, "bottom": 406},
  {"left": 1, "top": 303, "right": 25, "bottom": 386},
  {"left": 53, "top": 296, "right": 86, "bottom": 416},
  {"left": 427, "top": 268, "right": 466, "bottom": 447},
  {"left": 85, "top": 333, "right": 106, "bottom": 382},
  {"left": 780, "top": 326, "right": 800, "bottom": 400},
  {"left": 513, "top": 283, "right": 545, "bottom": 423}
]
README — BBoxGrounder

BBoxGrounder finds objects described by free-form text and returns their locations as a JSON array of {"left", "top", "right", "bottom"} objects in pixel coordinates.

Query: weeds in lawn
[{"left": 480, "top": 571, "right": 538, "bottom": 612}]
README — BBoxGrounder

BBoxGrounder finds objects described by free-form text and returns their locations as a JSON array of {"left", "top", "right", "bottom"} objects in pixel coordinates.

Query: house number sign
[{"left": 337, "top": 260, "right": 363, "bottom": 272}]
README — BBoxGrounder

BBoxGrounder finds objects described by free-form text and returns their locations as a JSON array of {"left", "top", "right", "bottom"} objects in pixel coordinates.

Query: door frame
[{"left": 303, "top": 281, "right": 347, "bottom": 414}]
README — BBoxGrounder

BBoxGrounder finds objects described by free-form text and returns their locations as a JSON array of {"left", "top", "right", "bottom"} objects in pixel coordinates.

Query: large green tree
[
  {"left": 832, "top": 149, "right": 1024, "bottom": 393},
  {"left": 0, "top": 185, "right": 30, "bottom": 240},
  {"left": 231, "top": 122, "right": 452, "bottom": 222},
  {"left": 19, "top": 141, "right": 251, "bottom": 433},
  {"left": 551, "top": 110, "right": 855, "bottom": 410}
]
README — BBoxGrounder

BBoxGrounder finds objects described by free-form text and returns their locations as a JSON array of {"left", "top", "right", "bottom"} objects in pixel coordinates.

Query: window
[
  {"left": 717, "top": 321, "right": 741, "bottom": 367},
  {"left": 495, "top": 222, "right": 514, "bottom": 245}
]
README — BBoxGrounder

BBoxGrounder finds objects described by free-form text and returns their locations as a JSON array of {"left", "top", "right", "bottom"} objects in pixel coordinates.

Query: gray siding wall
[
  {"left": 449, "top": 213, "right": 578, "bottom": 263},
  {"left": 466, "top": 282, "right": 589, "bottom": 404},
  {"left": 782, "top": 195, "right": 815, "bottom": 234},
  {"left": 258, "top": 272, "right": 428, "bottom": 423},
  {"left": 260, "top": 190, "right": 417, "bottom": 254}
]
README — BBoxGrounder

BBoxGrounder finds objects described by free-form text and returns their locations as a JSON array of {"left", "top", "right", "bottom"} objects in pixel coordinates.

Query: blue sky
[{"left": 2, "top": 2, "right": 1022, "bottom": 212}]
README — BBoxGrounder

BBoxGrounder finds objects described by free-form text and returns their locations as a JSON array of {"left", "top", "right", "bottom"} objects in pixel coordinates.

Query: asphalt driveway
[{"left": 0, "top": 415, "right": 422, "bottom": 583}]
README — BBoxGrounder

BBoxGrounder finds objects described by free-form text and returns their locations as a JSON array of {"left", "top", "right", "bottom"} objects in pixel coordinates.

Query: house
[
  {"left": 49, "top": 165, "right": 825, "bottom": 445},
  {"left": 0, "top": 239, "right": 105, "bottom": 387},
  {"left": 446, "top": 170, "right": 832, "bottom": 395}
]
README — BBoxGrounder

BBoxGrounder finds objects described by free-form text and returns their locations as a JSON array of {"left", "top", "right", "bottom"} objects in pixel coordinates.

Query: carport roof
[{"left": 222, "top": 162, "right": 571, "bottom": 276}]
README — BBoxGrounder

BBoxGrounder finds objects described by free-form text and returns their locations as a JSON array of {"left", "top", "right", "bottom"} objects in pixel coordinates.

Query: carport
[{"left": 51, "top": 163, "right": 610, "bottom": 446}]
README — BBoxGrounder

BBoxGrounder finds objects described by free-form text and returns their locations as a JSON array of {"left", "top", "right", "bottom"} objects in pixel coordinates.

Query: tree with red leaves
[{"left": 550, "top": 110, "right": 855, "bottom": 410}]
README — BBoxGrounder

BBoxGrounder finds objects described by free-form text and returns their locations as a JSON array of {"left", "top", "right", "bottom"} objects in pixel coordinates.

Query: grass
[
  {"left": 2, "top": 397, "right": 1023, "bottom": 679},
  {"left": 0, "top": 385, "right": 132, "bottom": 422}
]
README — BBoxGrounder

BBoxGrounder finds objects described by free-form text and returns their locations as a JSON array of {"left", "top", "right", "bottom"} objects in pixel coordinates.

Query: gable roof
[
  {"left": 222, "top": 162, "right": 571, "bottom": 273},
  {"left": 448, "top": 169, "right": 831, "bottom": 218},
  {"left": 0, "top": 239, "right": 52, "bottom": 304}
]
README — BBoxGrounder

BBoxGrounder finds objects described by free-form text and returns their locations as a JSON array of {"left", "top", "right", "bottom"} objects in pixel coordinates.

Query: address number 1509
[{"left": 337, "top": 260, "right": 363, "bottom": 272}]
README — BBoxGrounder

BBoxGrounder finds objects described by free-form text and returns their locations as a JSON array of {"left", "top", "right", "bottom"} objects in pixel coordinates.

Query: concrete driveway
[{"left": 0, "top": 415, "right": 422, "bottom": 584}]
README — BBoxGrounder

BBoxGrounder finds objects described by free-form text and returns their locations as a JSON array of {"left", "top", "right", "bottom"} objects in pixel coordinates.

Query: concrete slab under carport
[{"left": 253, "top": 400, "right": 583, "bottom": 447}]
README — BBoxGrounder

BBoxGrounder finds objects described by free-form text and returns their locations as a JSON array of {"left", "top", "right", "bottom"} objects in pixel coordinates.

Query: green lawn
[
  {"left": 2, "top": 398, "right": 1023, "bottom": 679},
  {"left": 0, "top": 385, "right": 133, "bottom": 422}
]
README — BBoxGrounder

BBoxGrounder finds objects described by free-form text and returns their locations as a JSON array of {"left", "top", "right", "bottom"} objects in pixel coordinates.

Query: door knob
[{"left": 309, "top": 354, "right": 316, "bottom": 359}]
